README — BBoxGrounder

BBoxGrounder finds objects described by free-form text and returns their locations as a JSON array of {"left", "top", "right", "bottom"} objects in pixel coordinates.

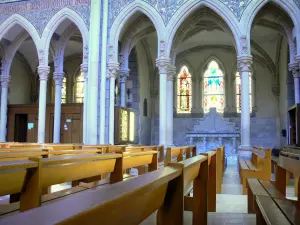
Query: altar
[{"left": 185, "top": 108, "right": 240, "bottom": 160}]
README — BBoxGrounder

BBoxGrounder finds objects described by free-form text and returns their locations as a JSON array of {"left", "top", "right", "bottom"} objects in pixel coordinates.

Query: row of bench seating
[
  {"left": 247, "top": 151, "right": 300, "bottom": 225},
  {"left": 0, "top": 142, "right": 225, "bottom": 224}
]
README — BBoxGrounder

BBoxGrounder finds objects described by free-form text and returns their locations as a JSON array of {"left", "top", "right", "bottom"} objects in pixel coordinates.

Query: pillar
[
  {"left": 156, "top": 58, "right": 170, "bottom": 145},
  {"left": 53, "top": 72, "right": 64, "bottom": 143},
  {"left": 238, "top": 56, "right": 252, "bottom": 150},
  {"left": 289, "top": 63, "right": 300, "bottom": 104},
  {"left": 119, "top": 69, "right": 130, "bottom": 107},
  {"left": 81, "top": 64, "right": 88, "bottom": 144},
  {"left": 0, "top": 75, "right": 9, "bottom": 142},
  {"left": 167, "top": 65, "right": 176, "bottom": 146},
  {"left": 37, "top": 66, "right": 50, "bottom": 143},
  {"left": 88, "top": 0, "right": 101, "bottom": 144},
  {"left": 107, "top": 63, "right": 119, "bottom": 144}
]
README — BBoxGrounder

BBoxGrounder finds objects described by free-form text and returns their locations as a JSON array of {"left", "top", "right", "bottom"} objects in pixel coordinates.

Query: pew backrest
[{"left": 164, "top": 146, "right": 196, "bottom": 166}]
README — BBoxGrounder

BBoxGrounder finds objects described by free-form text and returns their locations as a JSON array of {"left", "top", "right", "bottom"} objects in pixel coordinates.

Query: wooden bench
[
  {"left": 247, "top": 152, "right": 300, "bottom": 224},
  {"left": 239, "top": 147, "right": 272, "bottom": 194},
  {"left": 169, "top": 154, "right": 208, "bottom": 224},
  {"left": 216, "top": 146, "right": 225, "bottom": 194},
  {"left": 164, "top": 146, "right": 196, "bottom": 166},
  {"left": 0, "top": 166, "right": 186, "bottom": 225}
]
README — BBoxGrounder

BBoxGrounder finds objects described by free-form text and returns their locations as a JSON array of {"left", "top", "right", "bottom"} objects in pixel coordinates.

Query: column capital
[
  {"left": 237, "top": 55, "right": 252, "bottom": 73},
  {"left": 167, "top": 65, "right": 176, "bottom": 81},
  {"left": 0, "top": 75, "right": 10, "bottom": 88},
  {"left": 38, "top": 66, "right": 50, "bottom": 81},
  {"left": 53, "top": 72, "right": 65, "bottom": 86},
  {"left": 296, "top": 55, "right": 300, "bottom": 64},
  {"left": 107, "top": 62, "right": 119, "bottom": 79},
  {"left": 288, "top": 62, "right": 300, "bottom": 78},
  {"left": 156, "top": 58, "right": 171, "bottom": 74},
  {"left": 119, "top": 69, "right": 130, "bottom": 83}
]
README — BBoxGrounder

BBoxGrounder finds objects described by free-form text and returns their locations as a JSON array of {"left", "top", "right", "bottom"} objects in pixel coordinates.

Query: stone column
[
  {"left": 156, "top": 58, "right": 170, "bottom": 145},
  {"left": 88, "top": 0, "right": 101, "bottom": 144},
  {"left": 167, "top": 65, "right": 176, "bottom": 146},
  {"left": 238, "top": 56, "right": 252, "bottom": 149},
  {"left": 150, "top": 89, "right": 158, "bottom": 144},
  {"left": 289, "top": 63, "right": 300, "bottom": 104},
  {"left": 119, "top": 69, "right": 130, "bottom": 107},
  {"left": 37, "top": 66, "right": 50, "bottom": 143},
  {"left": 53, "top": 72, "right": 64, "bottom": 143},
  {"left": 0, "top": 75, "right": 10, "bottom": 142},
  {"left": 81, "top": 64, "right": 88, "bottom": 144},
  {"left": 107, "top": 63, "right": 119, "bottom": 144}
]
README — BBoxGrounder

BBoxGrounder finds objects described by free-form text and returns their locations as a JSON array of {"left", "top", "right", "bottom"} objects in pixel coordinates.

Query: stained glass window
[
  {"left": 177, "top": 66, "right": 192, "bottom": 113},
  {"left": 236, "top": 72, "right": 252, "bottom": 113},
  {"left": 76, "top": 72, "right": 85, "bottom": 103},
  {"left": 61, "top": 77, "right": 67, "bottom": 104},
  {"left": 203, "top": 60, "right": 225, "bottom": 113}
]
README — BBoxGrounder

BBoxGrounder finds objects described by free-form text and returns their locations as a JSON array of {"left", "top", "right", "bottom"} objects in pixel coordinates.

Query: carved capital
[
  {"left": 107, "top": 62, "right": 119, "bottom": 79},
  {"left": 118, "top": 54, "right": 125, "bottom": 69},
  {"left": 119, "top": 69, "right": 130, "bottom": 83},
  {"left": 289, "top": 62, "right": 300, "bottom": 78},
  {"left": 0, "top": 75, "right": 10, "bottom": 88},
  {"left": 167, "top": 65, "right": 176, "bottom": 81},
  {"left": 156, "top": 58, "right": 171, "bottom": 74},
  {"left": 53, "top": 72, "right": 65, "bottom": 86},
  {"left": 38, "top": 66, "right": 50, "bottom": 81},
  {"left": 237, "top": 55, "right": 252, "bottom": 73}
]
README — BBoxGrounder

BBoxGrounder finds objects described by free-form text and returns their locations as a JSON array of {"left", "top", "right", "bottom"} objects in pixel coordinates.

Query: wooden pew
[
  {"left": 0, "top": 154, "right": 123, "bottom": 214},
  {"left": 216, "top": 146, "right": 225, "bottom": 194},
  {"left": 247, "top": 152, "right": 300, "bottom": 224},
  {"left": 169, "top": 154, "right": 208, "bottom": 225},
  {"left": 238, "top": 147, "right": 272, "bottom": 194},
  {"left": 164, "top": 146, "right": 196, "bottom": 166},
  {"left": 0, "top": 166, "right": 185, "bottom": 225}
]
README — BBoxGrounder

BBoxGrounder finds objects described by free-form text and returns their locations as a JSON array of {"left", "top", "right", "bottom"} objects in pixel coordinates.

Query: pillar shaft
[
  {"left": 166, "top": 66, "right": 176, "bottom": 146},
  {"left": 53, "top": 72, "right": 64, "bottom": 143},
  {"left": 0, "top": 76, "right": 9, "bottom": 142},
  {"left": 81, "top": 64, "right": 88, "bottom": 144},
  {"left": 37, "top": 66, "right": 50, "bottom": 143}
]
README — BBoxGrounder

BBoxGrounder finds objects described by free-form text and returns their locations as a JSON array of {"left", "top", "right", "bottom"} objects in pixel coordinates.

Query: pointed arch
[
  {"left": 243, "top": 0, "right": 300, "bottom": 56},
  {"left": 0, "top": 14, "right": 41, "bottom": 53},
  {"left": 166, "top": 0, "right": 241, "bottom": 57},
  {"left": 202, "top": 56, "right": 226, "bottom": 113},
  {"left": 42, "top": 8, "right": 89, "bottom": 65},
  {"left": 109, "top": 1, "right": 165, "bottom": 62}
]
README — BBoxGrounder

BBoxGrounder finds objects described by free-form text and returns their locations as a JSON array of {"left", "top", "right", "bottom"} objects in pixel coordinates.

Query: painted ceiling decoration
[{"left": 0, "top": 0, "right": 90, "bottom": 36}]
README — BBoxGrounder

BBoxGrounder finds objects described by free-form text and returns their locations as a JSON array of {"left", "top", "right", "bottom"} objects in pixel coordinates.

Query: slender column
[
  {"left": 150, "top": 89, "right": 158, "bottom": 144},
  {"left": 238, "top": 56, "right": 252, "bottom": 149},
  {"left": 53, "top": 72, "right": 64, "bottom": 143},
  {"left": 167, "top": 65, "right": 176, "bottom": 146},
  {"left": 88, "top": 0, "right": 101, "bottom": 144},
  {"left": 289, "top": 63, "right": 300, "bottom": 104},
  {"left": 119, "top": 69, "right": 130, "bottom": 107},
  {"left": 37, "top": 66, "right": 50, "bottom": 143},
  {"left": 81, "top": 64, "right": 88, "bottom": 144},
  {"left": 156, "top": 58, "right": 170, "bottom": 145},
  {"left": 107, "top": 63, "right": 119, "bottom": 144},
  {"left": 0, "top": 75, "right": 10, "bottom": 142}
]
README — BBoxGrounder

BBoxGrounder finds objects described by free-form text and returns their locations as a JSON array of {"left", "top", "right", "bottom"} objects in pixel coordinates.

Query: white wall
[{"left": 8, "top": 56, "right": 32, "bottom": 104}]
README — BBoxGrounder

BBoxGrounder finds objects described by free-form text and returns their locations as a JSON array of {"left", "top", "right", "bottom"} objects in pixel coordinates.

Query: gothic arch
[
  {"left": 176, "top": 61, "right": 194, "bottom": 77},
  {"left": 108, "top": 1, "right": 165, "bottom": 62},
  {"left": 166, "top": 0, "right": 241, "bottom": 57},
  {"left": 244, "top": 0, "right": 300, "bottom": 57},
  {"left": 201, "top": 55, "right": 227, "bottom": 77},
  {"left": 0, "top": 14, "right": 41, "bottom": 55},
  {"left": 42, "top": 8, "right": 89, "bottom": 65}
]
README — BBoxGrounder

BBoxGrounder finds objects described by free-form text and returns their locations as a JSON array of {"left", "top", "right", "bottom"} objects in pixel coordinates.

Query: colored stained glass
[
  {"left": 177, "top": 66, "right": 192, "bottom": 113},
  {"left": 76, "top": 72, "right": 85, "bottom": 103},
  {"left": 236, "top": 72, "right": 252, "bottom": 113},
  {"left": 61, "top": 77, "right": 66, "bottom": 104},
  {"left": 203, "top": 60, "right": 225, "bottom": 113},
  {"left": 120, "top": 109, "right": 128, "bottom": 141}
]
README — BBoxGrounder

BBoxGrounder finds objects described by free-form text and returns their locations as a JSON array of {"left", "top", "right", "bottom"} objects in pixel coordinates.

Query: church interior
[{"left": 0, "top": 0, "right": 300, "bottom": 224}]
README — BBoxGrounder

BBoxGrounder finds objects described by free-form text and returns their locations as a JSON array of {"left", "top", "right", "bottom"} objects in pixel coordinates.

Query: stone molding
[
  {"left": 167, "top": 65, "right": 176, "bottom": 81},
  {"left": 119, "top": 69, "right": 130, "bottom": 83},
  {"left": 289, "top": 62, "right": 300, "bottom": 78},
  {"left": 53, "top": 72, "right": 65, "bottom": 86},
  {"left": 156, "top": 58, "right": 171, "bottom": 74},
  {"left": 38, "top": 66, "right": 50, "bottom": 81},
  {"left": 237, "top": 55, "right": 252, "bottom": 73},
  {"left": 80, "top": 63, "right": 88, "bottom": 80},
  {"left": 0, "top": 75, "right": 10, "bottom": 88},
  {"left": 107, "top": 62, "right": 119, "bottom": 79}
]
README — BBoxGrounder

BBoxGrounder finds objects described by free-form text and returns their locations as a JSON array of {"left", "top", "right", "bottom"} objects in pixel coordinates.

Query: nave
[{"left": 0, "top": 143, "right": 299, "bottom": 224}]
